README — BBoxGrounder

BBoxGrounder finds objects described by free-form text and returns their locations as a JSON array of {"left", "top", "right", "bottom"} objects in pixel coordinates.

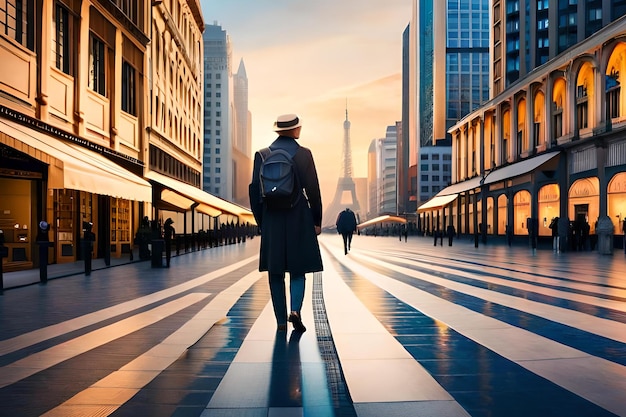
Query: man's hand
[{"left": 314, "top": 226, "right": 321, "bottom": 235}]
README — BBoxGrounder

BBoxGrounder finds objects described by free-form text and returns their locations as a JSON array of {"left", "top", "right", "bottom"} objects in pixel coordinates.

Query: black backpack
[{"left": 259, "top": 146, "right": 300, "bottom": 209}]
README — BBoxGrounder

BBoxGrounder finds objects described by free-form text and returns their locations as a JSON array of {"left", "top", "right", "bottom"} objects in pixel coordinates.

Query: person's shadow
[{"left": 269, "top": 330, "right": 303, "bottom": 407}]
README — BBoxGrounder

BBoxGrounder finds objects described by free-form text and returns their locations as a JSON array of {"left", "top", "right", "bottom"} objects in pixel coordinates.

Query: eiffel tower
[{"left": 323, "top": 106, "right": 362, "bottom": 229}]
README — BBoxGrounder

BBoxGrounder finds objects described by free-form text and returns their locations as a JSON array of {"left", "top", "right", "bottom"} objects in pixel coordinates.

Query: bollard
[
  {"left": 151, "top": 239, "right": 164, "bottom": 268},
  {"left": 0, "top": 230, "right": 6, "bottom": 294},
  {"left": 36, "top": 220, "right": 51, "bottom": 284}
]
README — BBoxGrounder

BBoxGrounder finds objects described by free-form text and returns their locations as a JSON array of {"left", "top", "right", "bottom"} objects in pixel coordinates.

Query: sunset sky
[{"left": 200, "top": 0, "right": 411, "bottom": 207}]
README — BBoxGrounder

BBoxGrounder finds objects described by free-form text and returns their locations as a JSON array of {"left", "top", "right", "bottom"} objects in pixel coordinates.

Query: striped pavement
[{"left": 0, "top": 234, "right": 624, "bottom": 416}]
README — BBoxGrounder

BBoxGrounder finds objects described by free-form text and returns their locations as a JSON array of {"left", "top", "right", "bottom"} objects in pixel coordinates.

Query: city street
[{"left": 0, "top": 235, "right": 625, "bottom": 417}]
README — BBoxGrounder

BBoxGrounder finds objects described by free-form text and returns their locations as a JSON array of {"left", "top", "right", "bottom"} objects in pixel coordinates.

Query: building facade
[
  {"left": 407, "top": 0, "right": 490, "bottom": 209},
  {"left": 0, "top": 0, "right": 155, "bottom": 271},
  {"left": 202, "top": 23, "right": 232, "bottom": 201},
  {"left": 231, "top": 58, "right": 252, "bottom": 208},
  {"left": 0, "top": 1, "right": 251, "bottom": 274},
  {"left": 422, "top": 16, "right": 626, "bottom": 254},
  {"left": 148, "top": 0, "right": 208, "bottom": 234}
]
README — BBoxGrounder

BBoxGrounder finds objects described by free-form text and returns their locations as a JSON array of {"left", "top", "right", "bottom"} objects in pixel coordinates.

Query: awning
[
  {"left": 437, "top": 176, "right": 483, "bottom": 196},
  {"left": 418, "top": 193, "right": 458, "bottom": 212},
  {"left": 0, "top": 118, "right": 152, "bottom": 201},
  {"left": 484, "top": 151, "right": 560, "bottom": 185},
  {"left": 145, "top": 171, "right": 252, "bottom": 219},
  {"left": 357, "top": 215, "right": 407, "bottom": 230}
]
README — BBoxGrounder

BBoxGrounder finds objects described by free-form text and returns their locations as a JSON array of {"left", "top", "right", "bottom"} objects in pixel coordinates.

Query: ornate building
[
  {"left": 421, "top": 16, "right": 626, "bottom": 254},
  {"left": 0, "top": 1, "right": 251, "bottom": 274}
]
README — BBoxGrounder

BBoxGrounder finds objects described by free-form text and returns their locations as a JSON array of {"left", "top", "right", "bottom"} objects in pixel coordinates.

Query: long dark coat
[{"left": 249, "top": 136, "right": 323, "bottom": 275}]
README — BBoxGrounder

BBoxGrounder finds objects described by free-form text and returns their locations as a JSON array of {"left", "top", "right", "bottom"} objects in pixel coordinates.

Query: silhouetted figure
[
  {"left": 82, "top": 221, "right": 95, "bottom": 276},
  {"left": 549, "top": 217, "right": 559, "bottom": 253},
  {"left": 136, "top": 216, "right": 151, "bottom": 260},
  {"left": 447, "top": 224, "right": 456, "bottom": 246},
  {"left": 336, "top": 208, "right": 357, "bottom": 254},
  {"left": 163, "top": 218, "right": 175, "bottom": 268}
]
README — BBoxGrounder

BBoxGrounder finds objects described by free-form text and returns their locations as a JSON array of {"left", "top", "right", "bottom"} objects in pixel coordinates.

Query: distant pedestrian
[
  {"left": 506, "top": 225, "right": 512, "bottom": 246},
  {"left": 82, "top": 221, "right": 95, "bottom": 276},
  {"left": 336, "top": 208, "right": 357, "bottom": 254},
  {"left": 163, "top": 218, "right": 175, "bottom": 268},
  {"left": 249, "top": 114, "right": 323, "bottom": 333},
  {"left": 623, "top": 219, "right": 626, "bottom": 254},
  {"left": 549, "top": 217, "right": 559, "bottom": 252},
  {"left": 447, "top": 224, "right": 455, "bottom": 246}
]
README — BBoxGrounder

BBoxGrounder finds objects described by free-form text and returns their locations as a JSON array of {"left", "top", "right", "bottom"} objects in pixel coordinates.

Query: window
[
  {"left": 112, "top": 0, "right": 138, "bottom": 25},
  {"left": 215, "top": 167, "right": 221, "bottom": 173},
  {"left": 0, "top": 0, "right": 31, "bottom": 49},
  {"left": 576, "top": 85, "right": 588, "bottom": 130},
  {"left": 216, "top": 157, "right": 221, "bottom": 163},
  {"left": 121, "top": 61, "right": 136, "bottom": 115},
  {"left": 52, "top": 3, "right": 71, "bottom": 74},
  {"left": 88, "top": 34, "right": 106, "bottom": 95},
  {"left": 421, "top": 174, "right": 428, "bottom": 181},
  {"left": 606, "top": 71, "right": 621, "bottom": 120}
]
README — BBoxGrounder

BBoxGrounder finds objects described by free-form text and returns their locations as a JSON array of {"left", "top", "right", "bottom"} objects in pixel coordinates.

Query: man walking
[
  {"left": 249, "top": 114, "right": 323, "bottom": 333},
  {"left": 336, "top": 208, "right": 357, "bottom": 254}
]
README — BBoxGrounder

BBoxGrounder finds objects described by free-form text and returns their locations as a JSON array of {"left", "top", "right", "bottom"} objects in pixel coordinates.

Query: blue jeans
[{"left": 268, "top": 272, "right": 305, "bottom": 325}]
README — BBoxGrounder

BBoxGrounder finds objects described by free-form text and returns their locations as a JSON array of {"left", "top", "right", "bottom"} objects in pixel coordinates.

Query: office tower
[
  {"left": 203, "top": 23, "right": 233, "bottom": 200},
  {"left": 232, "top": 59, "right": 252, "bottom": 207},
  {"left": 407, "top": 0, "right": 490, "bottom": 208}
]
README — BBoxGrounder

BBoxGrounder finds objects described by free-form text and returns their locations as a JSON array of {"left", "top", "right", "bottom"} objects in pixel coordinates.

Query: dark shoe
[{"left": 288, "top": 312, "right": 306, "bottom": 332}]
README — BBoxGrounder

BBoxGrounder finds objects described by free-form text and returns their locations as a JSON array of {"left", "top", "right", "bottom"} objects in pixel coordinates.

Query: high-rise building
[
  {"left": 381, "top": 126, "right": 399, "bottom": 215},
  {"left": 407, "top": 0, "right": 491, "bottom": 209},
  {"left": 231, "top": 59, "right": 252, "bottom": 207},
  {"left": 202, "top": 23, "right": 233, "bottom": 200},
  {"left": 492, "top": 0, "right": 626, "bottom": 95}
]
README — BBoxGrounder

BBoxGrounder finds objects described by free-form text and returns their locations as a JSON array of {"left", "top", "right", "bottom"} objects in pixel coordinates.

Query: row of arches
[
  {"left": 454, "top": 41, "right": 626, "bottom": 182},
  {"left": 423, "top": 172, "right": 626, "bottom": 239}
]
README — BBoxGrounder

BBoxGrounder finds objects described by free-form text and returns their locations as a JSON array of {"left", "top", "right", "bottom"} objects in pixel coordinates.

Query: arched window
[
  {"left": 533, "top": 90, "right": 545, "bottom": 148},
  {"left": 517, "top": 98, "right": 527, "bottom": 155},
  {"left": 576, "top": 63, "right": 594, "bottom": 131},
  {"left": 552, "top": 77, "right": 566, "bottom": 140},
  {"left": 502, "top": 108, "right": 511, "bottom": 162}
]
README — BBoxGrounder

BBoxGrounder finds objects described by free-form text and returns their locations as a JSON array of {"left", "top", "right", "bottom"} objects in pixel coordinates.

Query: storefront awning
[
  {"left": 357, "top": 215, "right": 407, "bottom": 230},
  {"left": 0, "top": 118, "right": 152, "bottom": 201},
  {"left": 437, "top": 176, "right": 483, "bottom": 196},
  {"left": 145, "top": 171, "right": 252, "bottom": 219},
  {"left": 484, "top": 151, "right": 560, "bottom": 185},
  {"left": 418, "top": 193, "right": 459, "bottom": 212}
]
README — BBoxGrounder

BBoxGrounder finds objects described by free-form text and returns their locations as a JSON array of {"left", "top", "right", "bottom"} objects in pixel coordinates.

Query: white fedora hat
[{"left": 273, "top": 114, "right": 302, "bottom": 132}]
